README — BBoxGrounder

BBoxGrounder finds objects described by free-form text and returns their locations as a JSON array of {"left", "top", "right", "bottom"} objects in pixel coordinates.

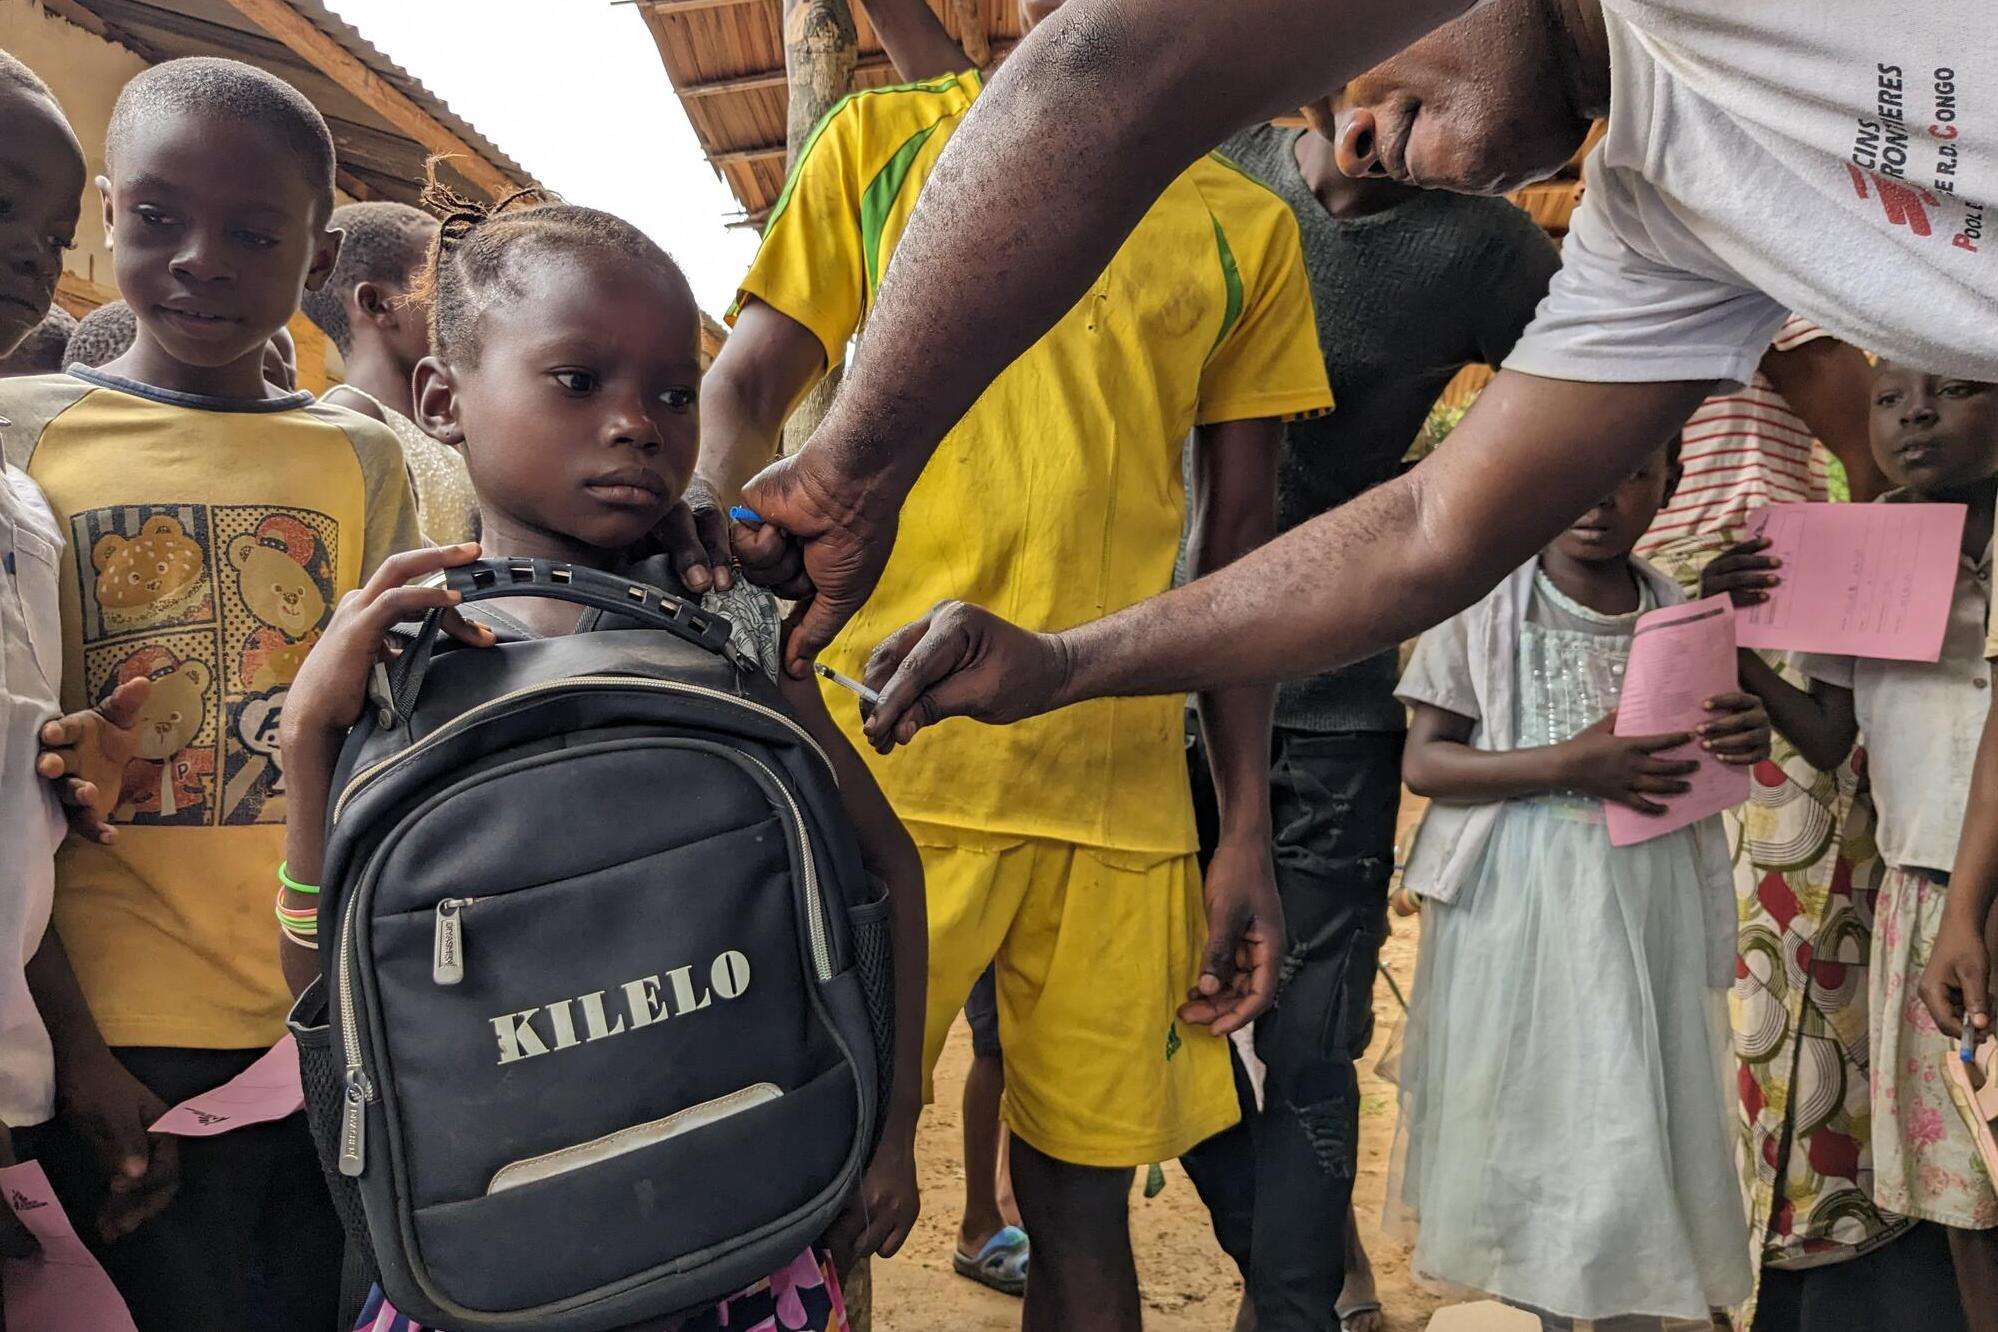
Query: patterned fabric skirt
[
  {"left": 353, "top": 1248, "right": 849, "bottom": 1332},
  {"left": 1871, "top": 865, "right": 1998, "bottom": 1229}
]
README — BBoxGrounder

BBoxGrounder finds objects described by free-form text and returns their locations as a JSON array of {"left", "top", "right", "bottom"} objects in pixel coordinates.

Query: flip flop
[
  {"left": 1337, "top": 1297, "right": 1384, "bottom": 1332},
  {"left": 953, "top": 1225, "right": 1030, "bottom": 1297}
]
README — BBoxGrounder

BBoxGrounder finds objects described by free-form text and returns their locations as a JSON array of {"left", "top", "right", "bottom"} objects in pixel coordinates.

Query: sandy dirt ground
[{"left": 872, "top": 798, "right": 1453, "bottom": 1331}]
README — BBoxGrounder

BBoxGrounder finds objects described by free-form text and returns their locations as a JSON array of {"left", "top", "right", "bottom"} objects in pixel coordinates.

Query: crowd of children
[{"left": 2, "top": 9, "right": 1998, "bottom": 1332}]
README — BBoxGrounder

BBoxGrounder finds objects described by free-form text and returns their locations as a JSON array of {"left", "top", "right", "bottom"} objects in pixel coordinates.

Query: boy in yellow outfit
[{"left": 697, "top": 4, "right": 1330, "bottom": 1323}]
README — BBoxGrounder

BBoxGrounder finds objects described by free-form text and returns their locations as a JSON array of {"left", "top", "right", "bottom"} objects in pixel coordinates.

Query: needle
[{"left": 813, "top": 661, "right": 881, "bottom": 707}]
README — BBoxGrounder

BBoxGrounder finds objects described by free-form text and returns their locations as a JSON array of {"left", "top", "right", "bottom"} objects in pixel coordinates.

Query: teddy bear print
[
  {"left": 92, "top": 515, "right": 209, "bottom": 634},
  {"left": 230, "top": 514, "right": 329, "bottom": 691},
  {"left": 105, "top": 645, "right": 214, "bottom": 821}
]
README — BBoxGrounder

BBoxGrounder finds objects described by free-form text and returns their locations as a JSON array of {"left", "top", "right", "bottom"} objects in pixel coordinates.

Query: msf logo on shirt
[{"left": 490, "top": 950, "right": 752, "bottom": 1065}]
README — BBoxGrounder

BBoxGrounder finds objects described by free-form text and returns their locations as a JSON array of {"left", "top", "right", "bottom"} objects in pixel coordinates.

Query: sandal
[
  {"left": 1944, "top": 1037, "right": 1998, "bottom": 1186},
  {"left": 953, "top": 1225, "right": 1030, "bottom": 1297},
  {"left": 1337, "top": 1297, "right": 1384, "bottom": 1332}
]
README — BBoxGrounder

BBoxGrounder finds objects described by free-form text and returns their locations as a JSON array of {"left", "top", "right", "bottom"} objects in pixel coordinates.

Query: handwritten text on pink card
[
  {"left": 150, "top": 1034, "right": 304, "bottom": 1137},
  {"left": 1, "top": 1160, "right": 138, "bottom": 1331},
  {"left": 1607, "top": 596, "right": 1750, "bottom": 847},
  {"left": 1739, "top": 503, "right": 1966, "bottom": 662}
]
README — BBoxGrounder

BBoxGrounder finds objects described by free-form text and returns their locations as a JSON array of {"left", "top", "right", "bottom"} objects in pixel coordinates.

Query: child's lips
[
  {"left": 155, "top": 304, "right": 239, "bottom": 336},
  {"left": 583, "top": 469, "right": 669, "bottom": 509}
]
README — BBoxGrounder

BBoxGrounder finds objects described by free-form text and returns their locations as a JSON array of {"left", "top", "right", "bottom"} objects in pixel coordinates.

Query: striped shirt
[{"left": 1637, "top": 316, "right": 1831, "bottom": 554}]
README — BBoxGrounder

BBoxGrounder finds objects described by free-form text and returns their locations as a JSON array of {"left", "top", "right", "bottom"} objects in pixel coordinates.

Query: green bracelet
[{"left": 277, "top": 861, "right": 320, "bottom": 896}]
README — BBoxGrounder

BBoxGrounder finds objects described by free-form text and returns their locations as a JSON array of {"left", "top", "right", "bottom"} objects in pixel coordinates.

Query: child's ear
[
  {"left": 302, "top": 224, "right": 344, "bottom": 294},
  {"left": 355, "top": 281, "right": 393, "bottom": 328},
  {"left": 412, "top": 356, "right": 464, "bottom": 447},
  {"left": 96, "top": 177, "right": 115, "bottom": 250}
]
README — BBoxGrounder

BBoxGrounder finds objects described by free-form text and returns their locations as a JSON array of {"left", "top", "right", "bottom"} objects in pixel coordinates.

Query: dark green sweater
[{"left": 1221, "top": 124, "right": 1560, "bottom": 733}]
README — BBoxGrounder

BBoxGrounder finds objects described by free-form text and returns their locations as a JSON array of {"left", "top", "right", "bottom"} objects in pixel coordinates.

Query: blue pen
[
  {"left": 1964, "top": 1019, "right": 1982, "bottom": 1064},
  {"left": 729, "top": 505, "right": 762, "bottom": 525}
]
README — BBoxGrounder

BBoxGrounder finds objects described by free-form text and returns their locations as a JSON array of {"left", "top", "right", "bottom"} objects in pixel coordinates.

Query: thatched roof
[
  {"left": 640, "top": 0, "right": 1582, "bottom": 235},
  {"left": 40, "top": 0, "right": 537, "bottom": 202}
]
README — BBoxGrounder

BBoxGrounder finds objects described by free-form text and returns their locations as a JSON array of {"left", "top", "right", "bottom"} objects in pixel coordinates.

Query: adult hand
[
  {"left": 1699, "top": 536, "right": 1783, "bottom": 607},
  {"left": 653, "top": 476, "right": 735, "bottom": 594},
  {"left": 36, "top": 675, "right": 151, "bottom": 845},
  {"left": 858, "top": 602, "right": 1073, "bottom": 753},
  {"left": 1557, "top": 713, "right": 1698, "bottom": 815},
  {"left": 1181, "top": 833, "right": 1284, "bottom": 1035},
  {"left": 740, "top": 450, "right": 902, "bottom": 677},
  {"left": 56, "top": 1048, "right": 178, "bottom": 1242},
  {"left": 1921, "top": 906, "right": 1994, "bottom": 1041},
  {"left": 826, "top": 1126, "right": 920, "bottom": 1265}
]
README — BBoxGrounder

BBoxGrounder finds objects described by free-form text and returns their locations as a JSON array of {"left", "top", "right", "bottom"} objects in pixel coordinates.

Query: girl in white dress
[{"left": 1388, "top": 444, "right": 1760, "bottom": 1327}]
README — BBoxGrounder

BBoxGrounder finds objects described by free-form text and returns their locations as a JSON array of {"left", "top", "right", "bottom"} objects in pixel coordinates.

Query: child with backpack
[
  {"left": 1388, "top": 442, "right": 1761, "bottom": 1325},
  {"left": 274, "top": 183, "right": 926, "bottom": 1330}
]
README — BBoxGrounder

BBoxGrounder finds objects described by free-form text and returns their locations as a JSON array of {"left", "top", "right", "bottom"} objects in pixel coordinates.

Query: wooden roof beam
[
  {"left": 676, "top": 35, "right": 1014, "bottom": 99},
  {"left": 712, "top": 143, "right": 788, "bottom": 167},
  {"left": 214, "top": 0, "right": 521, "bottom": 199},
  {"left": 629, "top": 0, "right": 769, "bottom": 14}
]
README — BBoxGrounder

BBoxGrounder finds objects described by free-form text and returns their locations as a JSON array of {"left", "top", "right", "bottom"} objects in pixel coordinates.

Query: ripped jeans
[{"left": 1181, "top": 727, "right": 1400, "bottom": 1332}]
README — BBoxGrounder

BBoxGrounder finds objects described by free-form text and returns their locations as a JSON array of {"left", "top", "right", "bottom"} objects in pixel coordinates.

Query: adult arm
[
  {"left": 1759, "top": 335, "right": 1893, "bottom": 502},
  {"left": 860, "top": 0, "right": 972, "bottom": 81},
  {"left": 1185, "top": 418, "right": 1282, "bottom": 1032},
  {"left": 1923, "top": 702, "right": 1998, "bottom": 1038},
  {"left": 859, "top": 372, "right": 1715, "bottom": 740},
  {"left": 741, "top": 0, "right": 1473, "bottom": 669}
]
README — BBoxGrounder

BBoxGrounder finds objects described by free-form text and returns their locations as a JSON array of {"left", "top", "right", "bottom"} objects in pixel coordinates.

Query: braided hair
[{"left": 414, "top": 160, "right": 687, "bottom": 366}]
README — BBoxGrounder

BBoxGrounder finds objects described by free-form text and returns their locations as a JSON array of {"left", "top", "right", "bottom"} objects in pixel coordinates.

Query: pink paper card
[
  {"left": 0, "top": 1160, "right": 138, "bottom": 1331},
  {"left": 1607, "top": 595, "right": 1751, "bottom": 847},
  {"left": 1738, "top": 502, "right": 1967, "bottom": 661},
  {"left": 150, "top": 1034, "right": 304, "bottom": 1137}
]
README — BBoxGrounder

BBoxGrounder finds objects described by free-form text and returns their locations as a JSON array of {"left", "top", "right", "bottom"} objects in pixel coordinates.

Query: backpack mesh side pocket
[{"left": 848, "top": 883, "right": 895, "bottom": 1134}]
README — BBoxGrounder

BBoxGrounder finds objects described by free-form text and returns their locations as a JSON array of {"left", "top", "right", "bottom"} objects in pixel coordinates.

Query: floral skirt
[
  {"left": 353, "top": 1248, "right": 849, "bottom": 1332},
  {"left": 1871, "top": 865, "right": 1998, "bottom": 1229}
]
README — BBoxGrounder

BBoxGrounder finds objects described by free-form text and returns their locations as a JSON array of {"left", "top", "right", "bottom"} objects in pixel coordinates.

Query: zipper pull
[
  {"left": 433, "top": 898, "right": 468, "bottom": 986},
  {"left": 338, "top": 1069, "right": 371, "bottom": 1176}
]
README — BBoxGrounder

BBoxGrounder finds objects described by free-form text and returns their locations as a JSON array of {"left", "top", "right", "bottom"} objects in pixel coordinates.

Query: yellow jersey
[{"left": 734, "top": 71, "right": 1332, "bottom": 852}]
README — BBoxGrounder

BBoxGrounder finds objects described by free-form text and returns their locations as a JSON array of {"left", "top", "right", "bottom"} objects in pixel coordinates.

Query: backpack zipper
[
  {"left": 331, "top": 675, "right": 834, "bottom": 826},
  {"left": 432, "top": 898, "right": 476, "bottom": 986}
]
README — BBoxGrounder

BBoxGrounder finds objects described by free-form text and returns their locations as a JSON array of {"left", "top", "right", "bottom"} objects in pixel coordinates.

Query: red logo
[{"left": 1848, "top": 164, "right": 1938, "bottom": 236}]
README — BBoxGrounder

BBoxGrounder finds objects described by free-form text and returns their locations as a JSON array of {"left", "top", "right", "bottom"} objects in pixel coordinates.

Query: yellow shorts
[{"left": 913, "top": 824, "right": 1239, "bottom": 1168}]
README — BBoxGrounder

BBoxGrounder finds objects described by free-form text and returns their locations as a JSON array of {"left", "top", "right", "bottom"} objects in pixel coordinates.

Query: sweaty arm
[
  {"left": 860, "top": 0, "right": 972, "bottom": 81},
  {"left": 742, "top": 0, "right": 1472, "bottom": 665},
  {"left": 1759, "top": 336, "right": 1893, "bottom": 502}
]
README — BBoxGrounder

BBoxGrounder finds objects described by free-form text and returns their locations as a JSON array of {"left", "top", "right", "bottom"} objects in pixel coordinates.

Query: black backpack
[{"left": 289, "top": 558, "right": 893, "bottom": 1331}]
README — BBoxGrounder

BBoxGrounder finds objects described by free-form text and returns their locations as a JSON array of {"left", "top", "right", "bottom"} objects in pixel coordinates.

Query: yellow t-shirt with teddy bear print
[{"left": 1, "top": 367, "right": 419, "bottom": 1048}]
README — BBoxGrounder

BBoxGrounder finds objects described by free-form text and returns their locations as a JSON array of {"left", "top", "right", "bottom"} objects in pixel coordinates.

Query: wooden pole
[{"left": 779, "top": 0, "right": 857, "bottom": 459}]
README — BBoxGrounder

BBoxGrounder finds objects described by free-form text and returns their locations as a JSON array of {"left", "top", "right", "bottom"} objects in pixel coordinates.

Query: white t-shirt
[
  {"left": 1509, "top": 0, "right": 1996, "bottom": 386},
  {"left": 0, "top": 463, "right": 65, "bottom": 1127}
]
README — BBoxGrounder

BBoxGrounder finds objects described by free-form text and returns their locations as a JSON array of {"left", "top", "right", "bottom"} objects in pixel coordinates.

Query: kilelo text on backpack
[{"left": 489, "top": 949, "right": 753, "bottom": 1065}]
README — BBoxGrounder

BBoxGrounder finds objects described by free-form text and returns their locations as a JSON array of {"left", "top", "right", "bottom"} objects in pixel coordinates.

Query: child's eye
[
  {"left": 1873, "top": 391, "right": 1902, "bottom": 407},
  {"left": 552, "top": 370, "right": 597, "bottom": 393},
  {"left": 1940, "top": 381, "right": 1983, "bottom": 398},
  {"left": 133, "top": 205, "right": 177, "bottom": 227},
  {"left": 233, "top": 229, "right": 279, "bottom": 250},
  {"left": 659, "top": 387, "right": 697, "bottom": 414}
]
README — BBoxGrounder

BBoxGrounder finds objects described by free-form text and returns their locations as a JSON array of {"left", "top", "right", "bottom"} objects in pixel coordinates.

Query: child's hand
[
  {"left": 827, "top": 1126, "right": 919, "bottom": 1266},
  {"left": 54, "top": 1048, "right": 178, "bottom": 1242},
  {"left": 1921, "top": 906, "right": 1994, "bottom": 1040},
  {"left": 1698, "top": 691, "right": 1772, "bottom": 766},
  {"left": 281, "top": 543, "right": 494, "bottom": 747},
  {"left": 1558, "top": 713, "right": 1699, "bottom": 815},
  {"left": 35, "top": 676, "right": 151, "bottom": 845},
  {"left": 1699, "top": 536, "right": 1783, "bottom": 607}
]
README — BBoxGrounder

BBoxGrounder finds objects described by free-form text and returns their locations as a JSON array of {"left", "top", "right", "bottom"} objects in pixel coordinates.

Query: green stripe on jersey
[
  {"left": 761, "top": 71, "right": 972, "bottom": 238},
  {"left": 1207, "top": 213, "right": 1244, "bottom": 356},
  {"left": 862, "top": 122, "right": 942, "bottom": 293}
]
